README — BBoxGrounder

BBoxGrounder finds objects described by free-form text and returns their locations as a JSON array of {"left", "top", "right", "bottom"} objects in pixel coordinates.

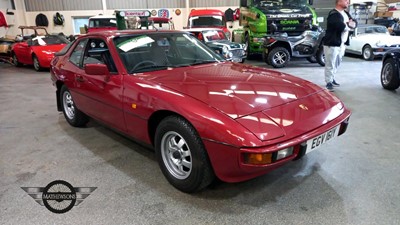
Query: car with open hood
[
  {"left": 50, "top": 30, "right": 351, "bottom": 193},
  {"left": 183, "top": 28, "right": 246, "bottom": 63}
]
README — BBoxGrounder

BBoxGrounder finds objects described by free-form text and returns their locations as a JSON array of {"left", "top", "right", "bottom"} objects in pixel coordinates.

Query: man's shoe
[
  {"left": 332, "top": 80, "right": 340, "bottom": 86},
  {"left": 326, "top": 82, "right": 334, "bottom": 91}
]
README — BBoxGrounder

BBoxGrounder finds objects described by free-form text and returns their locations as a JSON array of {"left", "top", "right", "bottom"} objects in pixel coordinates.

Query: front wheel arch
[
  {"left": 154, "top": 115, "right": 215, "bottom": 193},
  {"left": 381, "top": 57, "right": 400, "bottom": 90}
]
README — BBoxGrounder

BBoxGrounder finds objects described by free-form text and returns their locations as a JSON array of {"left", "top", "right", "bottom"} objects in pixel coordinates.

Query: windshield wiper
[
  {"left": 190, "top": 60, "right": 218, "bottom": 66},
  {"left": 130, "top": 65, "right": 168, "bottom": 73}
]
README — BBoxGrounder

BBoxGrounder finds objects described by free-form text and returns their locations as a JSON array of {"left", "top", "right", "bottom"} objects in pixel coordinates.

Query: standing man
[{"left": 323, "top": 0, "right": 357, "bottom": 91}]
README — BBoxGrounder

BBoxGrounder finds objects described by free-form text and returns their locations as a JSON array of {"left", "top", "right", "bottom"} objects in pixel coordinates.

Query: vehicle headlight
[
  {"left": 225, "top": 31, "right": 231, "bottom": 40},
  {"left": 222, "top": 46, "right": 229, "bottom": 54},
  {"left": 376, "top": 40, "right": 387, "bottom": 47},
  {"left": 252, "top": 37, "right": 266, "bottom": 43}
]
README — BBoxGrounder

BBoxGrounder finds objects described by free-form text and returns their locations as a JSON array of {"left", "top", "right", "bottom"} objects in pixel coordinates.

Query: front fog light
[{"left": 276, "top": 147, "right": 294, "bottom": 160}]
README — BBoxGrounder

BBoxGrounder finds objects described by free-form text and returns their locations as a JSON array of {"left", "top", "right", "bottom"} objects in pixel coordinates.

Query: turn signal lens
[{"left": 244, "top": 153, "right": 272, "bottom": 165}]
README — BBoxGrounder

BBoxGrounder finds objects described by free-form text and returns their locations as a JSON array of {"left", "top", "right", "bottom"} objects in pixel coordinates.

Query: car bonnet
[{"left": 144, "top": 62, "right": 325, "bottom": 120}]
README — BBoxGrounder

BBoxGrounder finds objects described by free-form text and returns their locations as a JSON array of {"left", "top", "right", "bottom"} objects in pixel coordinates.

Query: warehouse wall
[
  {"left": 1, "top": 0, "right": 243, "bottom": 37},
  {"left": 0, "top": 0, "right": 395, "bottom": 38}
]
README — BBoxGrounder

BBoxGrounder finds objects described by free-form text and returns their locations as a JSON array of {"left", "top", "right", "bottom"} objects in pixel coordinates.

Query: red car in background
[
  {"left": 11, "top": 26, "right": 69, "bottom": 71},
  {"left": 87, "top": 15, "right": 174, "bottom": 33},
  {"left": 187, "top": 9, "right": 231, "bottom": 40},
  {"left": 50, "top": 30, "right": 351, "bottom": 193}
]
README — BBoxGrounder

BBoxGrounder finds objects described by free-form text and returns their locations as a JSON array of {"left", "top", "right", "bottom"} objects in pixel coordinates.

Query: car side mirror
[{"left": 84, "top": 63, "right": 110, "bottom": 76}]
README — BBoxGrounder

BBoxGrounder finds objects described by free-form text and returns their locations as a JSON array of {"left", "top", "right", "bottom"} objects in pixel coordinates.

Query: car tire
[
  {"left": 306, "top": 56, "right": 317, "bottom": 63},
  {"left": 33, "top": 55, "right": 43, "bottom": 71},
  {"left": 12, "top": 53, "right": 22, "bottom": 67},
  {"left": 267, "top": 47, "right": 290, "bottom": 68},
  {"left": 262, "top": 48, "right": 270, "bottom": 65},
  {"left": 155, "top": 115, "right": 215, "bottom": 193},
  {"left": 316, "top": 46, "right": 325, "bottom": 67},
  {"left": 381, "top": 58, "right": 400, "bottom": 90},
  {"left": 362, "top": 45, "right": 374, "bottom": 61},
  {"left": 245, "top": 33, "right": 255, "bottom": 60},
  {"left": 60, "top": 85, "right": 89, "bottom": 127}
]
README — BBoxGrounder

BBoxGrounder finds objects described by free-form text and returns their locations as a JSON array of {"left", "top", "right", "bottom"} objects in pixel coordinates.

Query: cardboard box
[
  {"left": 385, "top": 0, "right": 400, "bottom": 4},
  {"left": 0, "top": 44, "right": 10, "bottom": 53},
  {"left": 80, "top": 27, "right": 87, "bottom": 34},
  {"left": 374, "top": 11, "right": 394, "bottom": 18}
]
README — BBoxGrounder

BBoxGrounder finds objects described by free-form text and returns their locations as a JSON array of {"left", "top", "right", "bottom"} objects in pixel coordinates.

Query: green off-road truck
[{"left": 234, "top": 0, "right": 321, "bottom": 56}]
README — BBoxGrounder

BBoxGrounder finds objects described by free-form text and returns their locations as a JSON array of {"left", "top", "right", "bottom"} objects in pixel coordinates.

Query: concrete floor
[{"left": 1, "top": 56, "right": 399, "bottom": 225}]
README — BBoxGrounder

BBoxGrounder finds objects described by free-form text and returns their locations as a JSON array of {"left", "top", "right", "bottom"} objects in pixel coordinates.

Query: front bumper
[
  {"left": 373, "top": 47, "right": 400, "bottom": 57},
  {"left": 204, "top": 108, "right": 351, "bottom": 183}
]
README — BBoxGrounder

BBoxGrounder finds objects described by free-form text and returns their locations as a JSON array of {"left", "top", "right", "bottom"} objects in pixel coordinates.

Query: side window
[
  {"left": 83, "top": 38, "right": 117, "bottom": 73},
  {"left": 69, "top": 39, "right": 88, "bottom": 67}
]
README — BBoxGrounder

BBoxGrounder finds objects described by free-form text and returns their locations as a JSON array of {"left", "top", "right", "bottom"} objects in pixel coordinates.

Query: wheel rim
[
  {"left": 382, "top": 62, "right": 393, "bottom": 86},
  {"left": 33, "top": 57, "right": 40, "bottom": 70},
  {"left": 363, "top": 47, "right": 371, "bottom": 60},
  {"left": 63, "top": 91, "right": 75, "bottom": 120},
  {"left": 161, "top": 131, "right": 192, "bottom": 180},
  {"left": 13, "top": 54, "right": 18, "bottom": 64},
  {"left": 245, "top": 35, "right": 250, "bottom": 56},
  {"left": 273, "top": 51, "right": 287, "bottom": 65}
]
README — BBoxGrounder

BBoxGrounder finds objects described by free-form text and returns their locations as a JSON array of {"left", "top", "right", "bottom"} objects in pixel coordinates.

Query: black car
[{"left": 381, "top": 49, "right": 400, "bottom": 90}]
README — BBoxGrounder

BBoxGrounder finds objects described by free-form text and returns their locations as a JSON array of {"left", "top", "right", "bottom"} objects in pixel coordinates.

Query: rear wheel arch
[
  {"left": 12, "top": 51, "right": 22, "bottom": 67},
  {"left": 362, "top": 44, "right": 374, "bottom": 61},
  {"left": 32, "top": 54, "right": 43, "bottom": 71},
  {"left": 55, "top": 81, "right": 64, "bottom": 111}
]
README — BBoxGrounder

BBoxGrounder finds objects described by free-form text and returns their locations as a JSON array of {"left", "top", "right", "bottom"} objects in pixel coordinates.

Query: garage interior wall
[
  {"left": 0, "top": 0, "right": 241, "bottom": 37},
  {"left": 0, "top": 0, "right": 394, "bottom": 37}
]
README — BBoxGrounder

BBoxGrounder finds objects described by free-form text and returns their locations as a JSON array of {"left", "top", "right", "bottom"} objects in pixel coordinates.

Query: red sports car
[
  {"left": 12, "top": 26, "right": 69, "bottom": 71},
  {"left": 50, "top": 30, "right": 351, "bottom": 193}
]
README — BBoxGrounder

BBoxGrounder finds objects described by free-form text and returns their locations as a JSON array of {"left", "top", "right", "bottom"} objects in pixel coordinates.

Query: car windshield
[
  {"left": 114, "top": 32, "right": 224, "bottom": 73},
  {"left": 89, "top": 18, "right": 117, "bottom": 28},
  {"left": 202, "top": 30, "right": 227, "bottom": 42},
  {"left": 358, "top": 26, "right": 388, "bottom": 35},
  {"left": 31, "top": 35, "right": 69, "bottom": 46},
  {"left": 255, "top": 0, "right": 308, "bottom": 8},
  {"left": 189, "top": 16, "right": 225, "bottom": 27}
]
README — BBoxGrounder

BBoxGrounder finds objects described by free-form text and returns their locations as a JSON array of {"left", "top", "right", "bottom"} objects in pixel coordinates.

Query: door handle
[{"left": 75, "top": 75, "right": 84, "bottom": 82}]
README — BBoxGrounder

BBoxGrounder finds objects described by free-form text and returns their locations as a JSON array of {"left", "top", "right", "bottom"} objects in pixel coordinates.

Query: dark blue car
[{"left": 381, "top": 49, "right": 400, "bottom": 90}]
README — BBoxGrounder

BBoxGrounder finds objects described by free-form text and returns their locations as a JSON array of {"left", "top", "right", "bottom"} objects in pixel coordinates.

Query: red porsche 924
[{"left": 50, "top": 30, "right": 351, "bottom": 193}]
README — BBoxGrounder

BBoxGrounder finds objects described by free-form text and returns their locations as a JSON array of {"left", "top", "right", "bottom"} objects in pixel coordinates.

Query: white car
[{"left": 346, "top": 24, "right": 400, "bottom": 60}]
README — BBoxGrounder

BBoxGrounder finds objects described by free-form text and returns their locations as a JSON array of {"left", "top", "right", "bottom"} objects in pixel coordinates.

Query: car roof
[
  {"left": 189, "top": 9, "right": 224, "bottom": 17},
  {"left": 89, "top": 15, "right": 115, "bottom": 19},
  {"left": 148, "top": 17, "right": 172, "bottom": 23},
  {"left": 181, "top": 28, "right": 224, "bottom": 32},
  {"left": 356, "top": 24, "right": 386, "bottom": 28},
  {"left": 78, "top": 29, "right": 186, "bottom": 38}
]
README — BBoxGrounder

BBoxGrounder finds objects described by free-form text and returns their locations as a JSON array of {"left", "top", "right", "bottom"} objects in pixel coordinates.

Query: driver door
[
  {"left": 13, "top": 40, "right": 32, "bottom": 64},
  {"left": 72, "top": 37, "right": 126, "bottom": 132}
]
